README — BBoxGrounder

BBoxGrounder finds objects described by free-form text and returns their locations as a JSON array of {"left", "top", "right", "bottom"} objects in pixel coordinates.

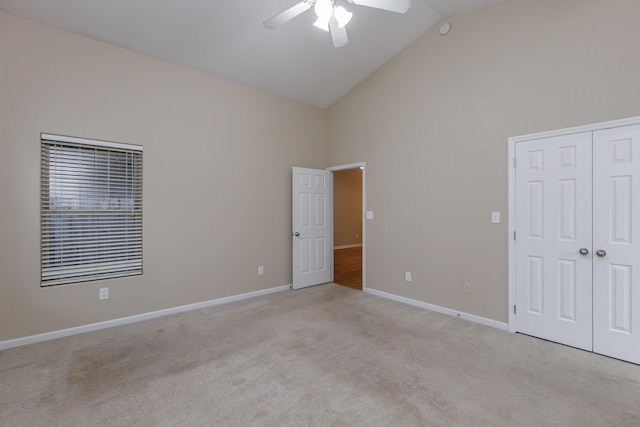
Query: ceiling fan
[{"left": 263, "top": 0, "right": 411, "bottom": 48}]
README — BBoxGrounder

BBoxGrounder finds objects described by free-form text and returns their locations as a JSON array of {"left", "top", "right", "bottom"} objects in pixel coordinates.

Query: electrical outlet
[
  {"left": 463, "top": 282, "right": 472, "bottom": 293},
  {"left": 258, "top": 266, "right": 264, "bottom": 275},
  {"left": 405, "top": 272, "right": 412, "bottom": 282},
  {"left": 99, "top": 287, "right": 109, "bottom": 300}
]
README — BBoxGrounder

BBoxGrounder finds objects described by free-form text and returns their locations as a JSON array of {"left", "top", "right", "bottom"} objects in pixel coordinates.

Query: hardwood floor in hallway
[{"left": 334, "top": 247, "right": 362, "bottom": 290}]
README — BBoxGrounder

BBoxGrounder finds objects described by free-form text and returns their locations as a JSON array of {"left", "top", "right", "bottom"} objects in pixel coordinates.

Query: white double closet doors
[{"left": 515, "top": 124, "right": 640, "bottom": 364}]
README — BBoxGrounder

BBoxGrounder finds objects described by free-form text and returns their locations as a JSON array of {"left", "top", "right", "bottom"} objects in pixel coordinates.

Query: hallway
[{"left": 334, "top": 247, "right": 362, "bottom": 290}]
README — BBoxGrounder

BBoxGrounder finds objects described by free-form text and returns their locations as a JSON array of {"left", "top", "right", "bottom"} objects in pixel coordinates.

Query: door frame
[
  {"left": 507, "top": 116, "right": 640, "bottom": 333},
  {"left": 327, "top": 162, "right": 367, "bottom": 291}
]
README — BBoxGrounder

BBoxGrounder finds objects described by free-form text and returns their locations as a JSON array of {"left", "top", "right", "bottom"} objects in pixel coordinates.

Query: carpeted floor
[{"left": 1, "top": 284, "right": 639, "bottom": 426}]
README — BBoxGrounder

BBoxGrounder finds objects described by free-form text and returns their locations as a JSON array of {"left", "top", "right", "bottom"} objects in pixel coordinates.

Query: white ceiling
[{"left": 0, "top": 0, "right": 508, "bottom": 108}]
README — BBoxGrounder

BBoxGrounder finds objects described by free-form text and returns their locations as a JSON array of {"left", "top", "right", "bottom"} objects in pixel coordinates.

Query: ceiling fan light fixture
[
  {"left": 314, "top": 0, "right": 333, "bottom": 20},
  {"left": 334, "top": 6, "right": 352, "bottom": 28},
  {"left": 264, "top": 0, "right": 412, "bottom": 48},
  {"left": 313, "top": 16, "right": 330, "bottom": 32},
  {"left": 313, "top": 0, "right": 333, "bottom": 31}
]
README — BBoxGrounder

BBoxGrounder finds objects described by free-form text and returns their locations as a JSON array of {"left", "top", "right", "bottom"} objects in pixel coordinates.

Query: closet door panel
[
  {"left": 515, "top": 132, "right": 593, "bottom": 350},
  {"left": 593, "top": 124, "right": 640, "bottom": 364}
]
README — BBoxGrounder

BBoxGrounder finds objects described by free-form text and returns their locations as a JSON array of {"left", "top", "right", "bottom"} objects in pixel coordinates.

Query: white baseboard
[
  {"left": 334, "top": 244, "right": 363, "bottom": 250},
  {"left": 0, "top": 284, "right": 291, "bottom": 351},
  {"left": 364, "top": 288, "right": 509, "bottom": 331}
]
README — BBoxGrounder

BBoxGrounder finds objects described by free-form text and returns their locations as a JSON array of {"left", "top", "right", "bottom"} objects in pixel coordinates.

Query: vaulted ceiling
[{"left": 0, "top": 0, "right": 509, "bottom": 107}]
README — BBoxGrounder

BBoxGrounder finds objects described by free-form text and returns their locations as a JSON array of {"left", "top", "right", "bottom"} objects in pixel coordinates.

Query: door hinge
[
  {"left": 513, "top": 304, "right": 517, "bottom": 315},
  {"left": 513, "top": 231, "right": 516, "bottom": 240},
  {"left": 513, "top": 158, "right": 517, "bottom": 168}
]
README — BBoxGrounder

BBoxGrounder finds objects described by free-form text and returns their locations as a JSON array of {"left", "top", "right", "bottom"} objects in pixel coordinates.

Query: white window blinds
[{"left": 41, "top": 134, "right": 143, "bottom": 286}]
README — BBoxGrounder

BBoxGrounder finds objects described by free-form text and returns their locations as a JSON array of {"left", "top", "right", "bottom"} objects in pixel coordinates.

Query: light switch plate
[
  {"left": 366, "top": 211, "right": 374, "bottom": 220},
  {"left": 491, "top": 211, "right": 501, "bottom": 224}
]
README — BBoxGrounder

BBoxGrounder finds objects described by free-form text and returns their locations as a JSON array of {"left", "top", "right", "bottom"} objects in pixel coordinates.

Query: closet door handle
[
  {"left": 579, "top": 248, "right": 589, "bottom": 256},
  {"left": 596, "top": 249, "right": 607, "bottom": 257}
]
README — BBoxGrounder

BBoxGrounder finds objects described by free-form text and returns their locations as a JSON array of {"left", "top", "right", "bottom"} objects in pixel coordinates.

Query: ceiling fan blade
[
  {"left": 350, "top": 0, "right": 411, "bottom": 13},
  {"left": 329, "top": 15, "right": 349, "bottom": 47},
  {"left": 263, "top": 1, "right": 313, "bottom": 29}
]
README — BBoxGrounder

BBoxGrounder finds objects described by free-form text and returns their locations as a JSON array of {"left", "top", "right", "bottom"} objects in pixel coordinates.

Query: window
[{"left": 41, "top": 134, "right": 143, "bottom": 286}]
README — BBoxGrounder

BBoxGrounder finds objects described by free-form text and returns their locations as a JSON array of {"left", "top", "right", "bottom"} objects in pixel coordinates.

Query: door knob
[
  {"left": 579, "top": 248, "right": 589, "bottom": 255},
  {"left": 294, "top": 232, "right": 300, "bottom": 237},
  {"left": 596, "top": 249, "right": 607, "bottom": 257}
]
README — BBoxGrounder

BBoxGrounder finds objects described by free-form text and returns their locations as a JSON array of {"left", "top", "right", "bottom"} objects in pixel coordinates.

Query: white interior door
[
  {"left": 515, "top": 132, "right": 593, "bottom": 350},
  {"left": 292, "top": 167, "right": 333, "bottom": 290},
  {"left": 593, "top": 124, "right": 640, "bottom": 364}
]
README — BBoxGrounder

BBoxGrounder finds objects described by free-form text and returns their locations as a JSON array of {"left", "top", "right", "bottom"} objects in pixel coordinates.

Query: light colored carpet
[{"left": 1, "top": 284, "right": 639, "bottom": 426}]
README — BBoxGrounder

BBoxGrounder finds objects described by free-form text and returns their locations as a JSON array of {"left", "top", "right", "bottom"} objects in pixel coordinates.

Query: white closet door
[
  {"left": 593, "top": 124, "right": 640, "bottom": 364},
  {"left": 515, "top": 132, "right": 593, "bottom": 350}
]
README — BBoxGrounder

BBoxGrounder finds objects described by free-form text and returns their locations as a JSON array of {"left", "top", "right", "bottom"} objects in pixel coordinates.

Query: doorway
[{"left": 328, "top": 163, "right": 365, "bottom": 291}]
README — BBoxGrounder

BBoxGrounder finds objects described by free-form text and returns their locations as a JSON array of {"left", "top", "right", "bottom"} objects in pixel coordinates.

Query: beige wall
[
  {"left": 333, "top": 169, "right": 363, "bottom": 247},
  {"left": 0, "top": 12, "right": 327, "bottom": 341},
  {"left": 327, "top": 0, "right": 640, "bottom": 322}
]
